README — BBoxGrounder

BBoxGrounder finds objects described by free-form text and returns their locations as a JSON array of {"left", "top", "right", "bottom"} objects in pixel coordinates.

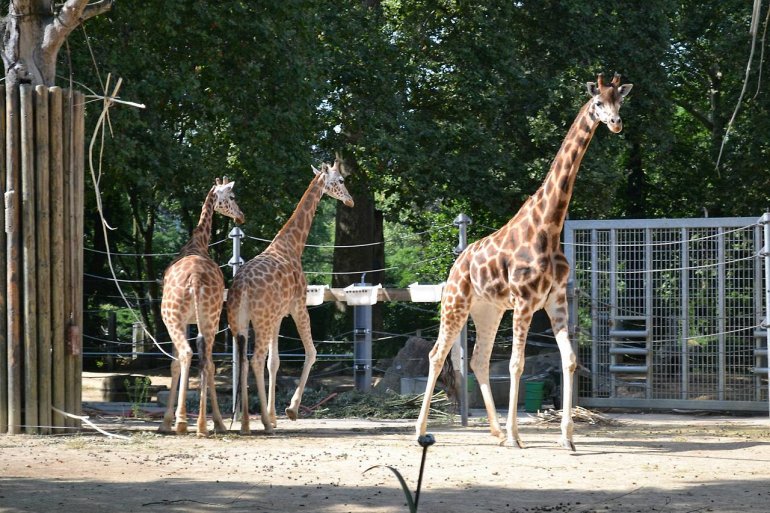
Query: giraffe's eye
[{"left": 595, "top": 100, "right": 603, "bottom": 107}]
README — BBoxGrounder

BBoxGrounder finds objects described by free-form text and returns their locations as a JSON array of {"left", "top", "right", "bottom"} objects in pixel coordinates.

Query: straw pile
[
  {"left": 532, "top": 406, "right": 623, "bottom": 426},
  {"left": 308, "top": 390, "right": 453, "bottom": 420}
]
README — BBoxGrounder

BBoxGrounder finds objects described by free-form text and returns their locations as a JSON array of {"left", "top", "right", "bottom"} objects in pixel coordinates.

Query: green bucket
[{"left": 524, "top": 381, "right": 545, "bottom": 413}]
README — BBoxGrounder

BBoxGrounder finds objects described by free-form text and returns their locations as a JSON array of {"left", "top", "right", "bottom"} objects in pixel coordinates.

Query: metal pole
[
  {"left": 228, "top": 226, "right": 245, "bottom": 414},
  {"left": 762, "top": 212, "right": 770, "bottom": 415},
  {"left": 353, "top": 280, "right": 373, "bottom": 391},
  {"left": 453, "top": 213, "right": 471, "bottom": 426}
]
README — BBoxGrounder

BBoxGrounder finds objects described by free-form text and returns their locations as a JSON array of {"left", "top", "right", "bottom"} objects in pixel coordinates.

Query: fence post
[
  {"left": 228, "top": 226, "right": 244, "bottom": 413},
  {"left": 762, "top": 212, "right": 770, "bottom": 415},
  {"left": 352, "top": 280, "right": 374, "bottom": 392},
  {"left": 132, "top": 322, "right": 145, "bottom": 359},
  {"left": 453, "top": 213, "right": 471, "bottom": 426}
]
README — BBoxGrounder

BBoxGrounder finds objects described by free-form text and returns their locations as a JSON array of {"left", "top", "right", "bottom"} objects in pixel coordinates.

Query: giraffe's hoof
[
  {"left": 195, "top": 431, "right": 209, "bottom": 438},
  {"left": 213, "top": 424, "right": 228, "bottom": 434},
  {"left": 157, "top": 423, "right": 174, "bottom": 434},
  {"left": 240, "top": 429, "right": 251, "bottom": 436},
  {"left": 559, "top": 437, "right": 576, "bottom": 452},
  {"left": 285, "top": 407, "right": 298, "bottom": 421},
  {"left": 175, "top": 422, "right": 188, "bottom": 435},
  {"left": 500, "top": 437, "right": 525, "bottom": 449}
]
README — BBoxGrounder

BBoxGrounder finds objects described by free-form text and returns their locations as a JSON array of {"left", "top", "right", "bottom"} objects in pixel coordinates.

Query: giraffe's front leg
[
  {"left": 504, "top": 305, "right": 534, "bottom": 449},
  {"left": 267, "top": 335, "right": 280, "bottom": 428},
  {"left": 546, "top": 292, "right": 577, "bottom": 451}
]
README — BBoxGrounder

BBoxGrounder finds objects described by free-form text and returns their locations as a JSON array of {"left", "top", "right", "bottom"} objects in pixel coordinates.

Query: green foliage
[
  {"left": 124, "top": 376, "right": 152, "bottom": 417},
  {"left": 60, "top": 1, "right": 770, "bottom": 361}
]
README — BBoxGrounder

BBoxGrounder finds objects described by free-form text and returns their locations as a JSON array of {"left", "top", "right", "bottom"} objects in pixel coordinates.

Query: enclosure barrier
[
  {"left": 1, "top": 84, "right": 85, "bottom": 434},
  {"left": 565, "top": 216, "right": 770, "bottom": 413}
]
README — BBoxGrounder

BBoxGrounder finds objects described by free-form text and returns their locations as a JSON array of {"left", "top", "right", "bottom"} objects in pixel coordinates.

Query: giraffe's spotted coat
[
  {"left": 227, "top": 160, "right": 354, "bottom": 434},
  {"left": 416, "top": 74, "right": 632, "bottom": 451},
  {"left": 159, "top": 178, "right": 244, "bottom": 436}
]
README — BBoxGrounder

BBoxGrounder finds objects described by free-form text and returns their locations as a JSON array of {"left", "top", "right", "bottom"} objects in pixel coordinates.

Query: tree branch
[
  {"left": 82, "top": 0, "right": 113, "bottom": 22},
  {"left": 672, "top": 98, "right": 713, "bottom": 131},
  {"left": 45, "top": 0, "right": 112, "bottom": 53}
]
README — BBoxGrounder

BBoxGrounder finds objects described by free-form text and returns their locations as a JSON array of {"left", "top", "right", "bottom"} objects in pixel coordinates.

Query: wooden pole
[
  {"left": 20, "top": 84, "right": 37, "bottom": 434},
  {"left": 35, "top": 85, "right": 52, "bottom": 434},
  {"left": 72, "top": 90, "right": 84, "bottom": 420},
  {"left": 5, "top": 84, "right": 21, "bottom": 434},
  {"left": 62, "top": 89, "right": 75, "bottom": 429},
  {"left": 0, "top": 85, "right": 7, "bottom": 434},
  {"left": 49, "top": 86, "right": 65, "bottom": 430}
]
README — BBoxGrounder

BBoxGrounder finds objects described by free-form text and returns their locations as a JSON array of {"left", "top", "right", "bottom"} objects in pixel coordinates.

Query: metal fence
[{"left": 564, "top": 215, "right": 769, "bottom": 412}]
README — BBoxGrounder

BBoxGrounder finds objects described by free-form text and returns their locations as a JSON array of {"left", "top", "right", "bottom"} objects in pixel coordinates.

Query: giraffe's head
[
  {"left": 213, "top": 177, "right": 245, "bottom": 224},
  {"left": 586, "top": 73, "right": 633, "bottom": 134},
  {"left": 311, "top": 158, "right": 355, "bottom": 208}
]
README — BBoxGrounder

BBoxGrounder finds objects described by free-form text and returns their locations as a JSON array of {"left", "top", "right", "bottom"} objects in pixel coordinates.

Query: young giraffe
[
  {"left": 159, "top": 177, "right": 245, "bottom": 436},
  {"left": 416, "top": 73, "right": 632, "bottom": 451},
  {"left": 227, "top": 159, "right": 354, "bottom": 434}
]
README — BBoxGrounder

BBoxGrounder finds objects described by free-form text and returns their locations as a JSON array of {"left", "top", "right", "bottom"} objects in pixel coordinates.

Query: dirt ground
[{"left": 1, "top": 410, "right": 769, "bottom": 513}]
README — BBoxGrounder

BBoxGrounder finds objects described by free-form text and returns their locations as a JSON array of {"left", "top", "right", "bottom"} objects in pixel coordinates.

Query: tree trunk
[
  {"left": 1, "top": 0, "right": 112, "bottom": 87},
  {"left": 332, "top": 154, "right": 383, "bottom": 290}
]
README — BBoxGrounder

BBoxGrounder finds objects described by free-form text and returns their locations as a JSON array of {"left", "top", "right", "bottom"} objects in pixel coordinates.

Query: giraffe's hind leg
[
  {"left": 468, "top": 303, "right": 506, "bottom": 441},
  {"left": 504, "top": 303, "right": 535, "bottom": 449},
  {"left": 415, "top": 299, "right": 470, "bottom": 439},
  {"left": 286, "top": 306, "right": 317, "bottom": 421},
  {"left": 158, "top": 345, "right": 181, "bottom": 434}
]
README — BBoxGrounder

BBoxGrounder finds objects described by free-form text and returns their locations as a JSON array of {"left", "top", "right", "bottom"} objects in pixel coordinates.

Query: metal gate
[{"left": 564, "top": 215, "right": 769, "bottom": 412}]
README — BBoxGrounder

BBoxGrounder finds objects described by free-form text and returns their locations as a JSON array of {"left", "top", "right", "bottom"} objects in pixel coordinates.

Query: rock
[{"left": 374, "top": 336, "right": 434, "bottom": 395}]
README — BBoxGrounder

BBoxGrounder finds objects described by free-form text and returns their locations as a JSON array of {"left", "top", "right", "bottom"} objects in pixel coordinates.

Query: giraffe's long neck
[
  {"left": 178, "top": 186, "right": 216, "bottom": 258},
  {"left": 530, "top": 100, "right": 599, "bottom": 232},
  {"left": 269, "top": 174, "right": 324, "bottom": 256}
]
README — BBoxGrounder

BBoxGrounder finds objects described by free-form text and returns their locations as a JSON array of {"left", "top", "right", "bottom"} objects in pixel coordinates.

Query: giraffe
[
  {"left": 159, "top": 177, "right": 245, "bottom": 436},
  {"left": 227, "top": 159, "right": 354, "bottom": 434},
  {"left": 416, "top": 73, "right": 632, "bottom": 451}
]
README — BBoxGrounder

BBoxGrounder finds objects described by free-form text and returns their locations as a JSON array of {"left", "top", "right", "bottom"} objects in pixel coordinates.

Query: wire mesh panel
[{"left": 564, "top": 216, "right": 768, "bottom": 411}]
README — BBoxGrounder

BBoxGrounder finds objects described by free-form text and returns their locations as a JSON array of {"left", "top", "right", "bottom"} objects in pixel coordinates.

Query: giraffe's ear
[
  {"left": 618, "top": 83, "right": 633, "bottom": 98},
  {"left": 586, "top": 82, "right": 599, "bottom": 97},
  {"left": 312, "top": 164, "right": 321, "bottom": 176}
]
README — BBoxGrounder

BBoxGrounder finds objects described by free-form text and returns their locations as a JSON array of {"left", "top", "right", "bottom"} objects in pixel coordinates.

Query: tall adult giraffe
[
  {"left": 227, "top": 159, "right": 354, "bottom": 434},
  {"left": 159, "top": 177, "right": 245, "bottom": 436},
  {"left": 416, "top": 73, "right": 632, "bottom": 451}
]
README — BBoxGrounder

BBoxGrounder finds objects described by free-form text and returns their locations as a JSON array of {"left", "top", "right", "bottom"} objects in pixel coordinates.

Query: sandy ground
[{"left": 1, "top": 410, "right": 769, "bottom": 513}]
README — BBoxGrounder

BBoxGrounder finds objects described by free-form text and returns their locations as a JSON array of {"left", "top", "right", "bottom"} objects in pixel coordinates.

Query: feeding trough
[
  {"left": 408, "top": 282, "right": 445, "bottom": 302},
  {"left": 343, "top": 283, "right": 382, "bottom": 306},
  {"left": 306, "top": 285, "right": 328, "bottom": 306}
]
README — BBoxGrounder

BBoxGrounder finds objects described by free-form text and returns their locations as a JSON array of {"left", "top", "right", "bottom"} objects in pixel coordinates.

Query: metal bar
[
  {"left": 681, "top": 227, "right": 689, "bottom": 400},
  {"left": 645, "top": 227, "right": 653, "bottom": 399},
  {"left": 609, "top": 365, "right": 648, "bottom": 373},
  {"left": 609, "top": 330, "right": 649, "bottom": 338},
  {"left": 609, "top": 228, "right": 617, "bottom": 396},
  {"left": 590, "top": 229, "right": 599, "bottom": 397},
  {"left": 717, "top": 228, "right": 726, "bottom": 401},
  {"left": 754, "top": 222, "right": 764, "bottom": 402},
  {"left": 453, "top": 213, "right": 471, "bottom": 427},
  {"left": 564, "top": 217, "right": 758, "bottom": 230},
  {"left": 763, "top": 212, "right": 770, "bottom": 415}
]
